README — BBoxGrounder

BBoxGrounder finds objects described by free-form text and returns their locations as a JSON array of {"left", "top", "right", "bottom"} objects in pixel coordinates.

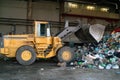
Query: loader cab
[
  {"left": 34, "top": 21, "right": 53, "bottom": 52},
  {"left": 35, "top": 21, "right": 51, "bottom": 37}
]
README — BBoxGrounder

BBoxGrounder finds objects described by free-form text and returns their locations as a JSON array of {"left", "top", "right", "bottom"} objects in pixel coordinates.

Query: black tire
[
  {"left": 16, "top": 45, "right": 36, "bottom": 65},
  {"left": 57, "top": 46, "right": 74, "bottom": 63}
]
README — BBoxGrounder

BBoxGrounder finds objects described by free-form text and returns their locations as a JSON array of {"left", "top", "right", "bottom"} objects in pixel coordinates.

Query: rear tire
[
  {"left": 16, "top": 45, "right": 36, "bottom": 65},
  {"left": 57, "top": 46, "right": 74, "bottom": 63}
]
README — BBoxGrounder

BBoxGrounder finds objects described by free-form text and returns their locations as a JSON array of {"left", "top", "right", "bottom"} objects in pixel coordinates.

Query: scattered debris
[
  {"left": 116, "top": 71, "right": 120, "bottom": 74},
  {"left": 57, "top": 62, "right": 67, "bottom": 67},
  {"left": 40, "top": 68, "right": 44, "bottom": 71}
]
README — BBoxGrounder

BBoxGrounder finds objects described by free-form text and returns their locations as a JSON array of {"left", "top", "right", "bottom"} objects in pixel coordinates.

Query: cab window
[
  {"left": 40, "top": 24, "right": 46, "bottom": 36},
  {"left": 37, "top": 24, "right": 46, "bottom": 36}
]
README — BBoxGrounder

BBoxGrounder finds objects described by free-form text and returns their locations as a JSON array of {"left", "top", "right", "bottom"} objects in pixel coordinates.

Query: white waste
[
  {"left": 40, "top": 68, "right": 44, "bottom": 71},
  {"left": 98, "top": 65, "right": 104, "bottom": 69},
  {"left": 106, "top": 64, "right": 112, "bottom": 70},
  {"left": 70, "top": 62, "right": 74, "bottom": 66},
  {"left": 112, "top": 64, "right": 119, "bottom": 69}
]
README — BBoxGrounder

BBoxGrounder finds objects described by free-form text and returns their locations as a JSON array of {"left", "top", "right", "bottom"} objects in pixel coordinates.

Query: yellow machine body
[{"left": 0, "top": 21, "right": 62, "bottom": 59}]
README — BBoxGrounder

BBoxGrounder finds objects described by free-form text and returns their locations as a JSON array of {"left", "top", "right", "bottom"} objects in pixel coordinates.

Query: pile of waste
[{"left": 70, "top": 32, "right": 120, "bottom": 69}]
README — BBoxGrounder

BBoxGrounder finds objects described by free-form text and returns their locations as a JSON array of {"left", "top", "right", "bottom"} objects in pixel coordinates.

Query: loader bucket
[{"left": 75, "top": 24, "right": 105, "bottom": 43}]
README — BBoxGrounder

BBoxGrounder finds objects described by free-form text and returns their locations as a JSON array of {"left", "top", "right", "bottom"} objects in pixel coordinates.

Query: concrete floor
[{"left": 0, "top": 59, "right": 120, "bottom": 80}]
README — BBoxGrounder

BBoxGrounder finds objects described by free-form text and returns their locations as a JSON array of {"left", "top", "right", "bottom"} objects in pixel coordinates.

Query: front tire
[
  {"left": 16, "top": 45, "right": 36, "bottom": 65},
  {"left": 57, "top": 46, "right": 74, "bottom": 63}
]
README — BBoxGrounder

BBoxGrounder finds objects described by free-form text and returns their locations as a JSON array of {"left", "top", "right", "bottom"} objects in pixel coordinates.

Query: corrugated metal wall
[
  {"left": 32, "top": 1, "right": 59, "bottom": 21},
  {"left": 0, "top": 0, "right": 59, "bottom": 34},
  {"left": 0, "top": 0, "right": 27, "bottom": 19}
]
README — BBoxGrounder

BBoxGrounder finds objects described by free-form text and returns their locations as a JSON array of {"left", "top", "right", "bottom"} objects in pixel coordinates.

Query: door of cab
[{"left": 34, "top": 21, "right": 52, "bottom": 54}]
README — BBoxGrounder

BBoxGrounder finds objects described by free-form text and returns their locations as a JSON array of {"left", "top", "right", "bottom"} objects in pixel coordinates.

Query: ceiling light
[
  {"left": 68, "top": 2, "right": 78, "bottom": 8},
  {"left": 101, "top": 8, "right": 109, "bottom": 12},
  {"left": 86, "top": 6, "right": 95, "bottom": 10}
]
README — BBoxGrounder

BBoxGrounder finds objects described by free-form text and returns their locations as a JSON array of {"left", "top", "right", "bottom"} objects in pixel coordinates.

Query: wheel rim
[
  {"left": 62, "top": 51, "right": 72, "bottom": 61},
  {"left": 21, "top": 50, "right": 32, "bottom": 61}
]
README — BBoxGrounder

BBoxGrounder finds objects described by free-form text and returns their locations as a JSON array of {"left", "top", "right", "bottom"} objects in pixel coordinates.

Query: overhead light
[
  {"left": 100, "top": 8, "right": 109, "bottom": 12},
  {"left": 68, "top": 2, "right": 78, "bottom": 8},
  {"left": 86, "top": 6, "right": 95, "bottom": 10}
]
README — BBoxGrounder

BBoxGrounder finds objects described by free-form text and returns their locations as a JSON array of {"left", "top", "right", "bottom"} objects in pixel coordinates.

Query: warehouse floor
[{"left": 0, "top": 59, "right": 120, "bottom": 80}]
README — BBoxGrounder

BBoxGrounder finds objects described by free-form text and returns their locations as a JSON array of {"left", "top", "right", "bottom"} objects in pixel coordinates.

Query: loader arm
[{"left": 57, "top": 25, "right": 80, "bottom": 40}]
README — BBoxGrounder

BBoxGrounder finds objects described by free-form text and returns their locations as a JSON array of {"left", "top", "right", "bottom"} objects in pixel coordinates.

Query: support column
[
  {"left": 26, "top": 0, "right": 32, "bottom": 33},
  {"left": 59, "top": 0, "right": 64, "bottom": 22},
  {"left": 117, "top": 2, "right": 120, "bottom": 26},
  {"left": 58, "top": 0, "right": 64, "bottom": 32}
]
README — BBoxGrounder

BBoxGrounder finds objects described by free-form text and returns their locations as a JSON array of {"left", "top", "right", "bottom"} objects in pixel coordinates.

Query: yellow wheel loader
[{"left": 0, "top": 21, "right": 105, "bottom": 65}]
